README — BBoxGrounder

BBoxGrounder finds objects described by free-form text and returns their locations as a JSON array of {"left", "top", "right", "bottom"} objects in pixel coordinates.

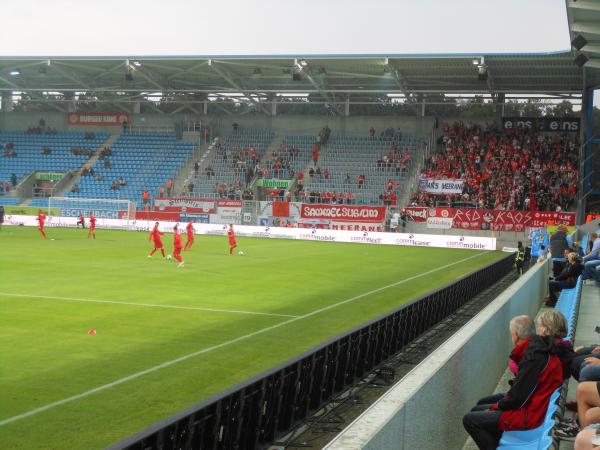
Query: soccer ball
[
  {"left": 166, "top": 255, "right": 172, "bottom": 260},
  {"left": 238, "top": 251, "right": 244, "bottom": 256}
]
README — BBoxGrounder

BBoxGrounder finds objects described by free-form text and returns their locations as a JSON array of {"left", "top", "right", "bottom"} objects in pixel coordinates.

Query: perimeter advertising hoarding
[
  {"left": 502, "top": 117, "right": 580, "bottom": 132},
  {"left": 4, "top": 215, "right": 496, "bottom": 250},
  {"left": 67, "top": 112, "right": 130, "bottom": 126}
]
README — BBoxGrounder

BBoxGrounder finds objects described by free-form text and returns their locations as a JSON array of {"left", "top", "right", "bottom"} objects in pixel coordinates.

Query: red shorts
[
  {"left": 90, "top": 225, "right": 96, "bottom": 231},
  {"left": 186, "top": 234, "right": 194, "bottom": 241},
  {"left": 229, "top": 239, "right": 236, "bottom": 246},
  {"left": 174, "top": 247, "right": 182, "bottom": 256},
  {"left": 153, "top": 241, "right": 163, "bottom": 248}
]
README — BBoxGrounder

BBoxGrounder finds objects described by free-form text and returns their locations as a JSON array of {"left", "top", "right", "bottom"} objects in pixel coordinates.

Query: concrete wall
[
  {"left": 323, "top": 261, "right": 549, "bottom": 450},
  {"left": 0, "top": 111, "right": 188, "bottom": 134},
  {"left": 0, "top": 111, "right": 435, "bottom": 139}
]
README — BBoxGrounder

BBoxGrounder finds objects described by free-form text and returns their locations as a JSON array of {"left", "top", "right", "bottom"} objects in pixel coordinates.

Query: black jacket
[
  {"left": 550, "top": 231, "right": 569, "bottom": 258},
  {"left": 555, "top": 262, "right": 583, "bottom": 285}
]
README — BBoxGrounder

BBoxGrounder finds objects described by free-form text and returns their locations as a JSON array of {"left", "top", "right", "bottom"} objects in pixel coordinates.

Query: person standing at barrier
[
  {"left": 550, "top": 225, "right": 570, "bottom": 277},
  {"left": 515, "top": 241, "right": 525, "bottom": 276},
  {"left": 463, "top": 313, "right": 568, "bottom": 450},
  {"left": 0, "top": 205, "right": 4, "bottom": 230}
]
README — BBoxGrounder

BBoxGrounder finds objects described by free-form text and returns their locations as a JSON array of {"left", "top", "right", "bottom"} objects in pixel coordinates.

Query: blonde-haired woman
[{"left": 545, "top": 252, "right": 583, "bottom": 307}]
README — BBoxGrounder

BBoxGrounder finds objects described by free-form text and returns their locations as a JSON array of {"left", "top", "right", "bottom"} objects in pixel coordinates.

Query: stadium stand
[
  {"left": 410, "top": 121, "right": 579, "bottom": 211},
  {"left": 0, "top": 130, "right": 109, "bottom": 195},
  {"left": 0, "top": 197, "right": 21, "bottom": 206},
  {"left": 302, "top": 132, "right": 415, "bottom": 206},
  {"left": 265, "top": 135, "right": 314, "bottom": 181},
  {"left": 66, "top": 132, "right": 196, "bottom": 209},
  {"left": 190, "top": 128, "right": 275, "bottom": 199}
]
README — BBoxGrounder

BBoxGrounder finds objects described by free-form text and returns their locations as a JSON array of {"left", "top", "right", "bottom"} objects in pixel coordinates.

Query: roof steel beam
[
  {"left": 569, "top": 1, "right": 600, "bottom": 13},
  {"left": 209, "top": 60, "right": 271, "bottom": 115}
]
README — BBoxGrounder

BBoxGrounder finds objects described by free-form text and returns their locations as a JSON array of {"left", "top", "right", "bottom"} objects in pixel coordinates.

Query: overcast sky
[{"left": 0, "top": 0, "right": 570, "bottom": 57}]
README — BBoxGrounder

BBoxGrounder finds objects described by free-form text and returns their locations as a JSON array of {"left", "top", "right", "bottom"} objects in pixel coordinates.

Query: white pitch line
[
  {"left": 0, "top": 292, "right": 299, "bottom": 319},
  {"left": 0, "top": 252, "right": 486, "bottom": 427}
]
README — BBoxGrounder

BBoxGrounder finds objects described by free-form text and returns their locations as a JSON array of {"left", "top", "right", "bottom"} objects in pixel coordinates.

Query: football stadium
[{"left": 1, "top": 1, "right": 600, "bottom": 449}]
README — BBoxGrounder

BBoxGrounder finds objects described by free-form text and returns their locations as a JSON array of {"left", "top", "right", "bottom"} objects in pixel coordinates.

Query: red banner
[
  {"left": 403, "top": 207, "right": 576, "bottom": 231},
  {"left": 135, "top": 211, "right": 180, "bottom": 221},
  {"left": 301, "top": 204, "right": 387, "bottom": 223},
  {"left": 155, "top": 197, "right": 216, "bottom": 213},
  {"left": 67, "top": 112, "right": 130, "bottom": 126},
  {"left": 272, "top": 201, "right": 290, "bottom": 217}
]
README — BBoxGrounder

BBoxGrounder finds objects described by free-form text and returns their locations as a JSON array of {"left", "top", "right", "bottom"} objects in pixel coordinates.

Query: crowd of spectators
[
  {"left": 0, "top": 174, "right": 18, "bottom": 195},
  {"left": 213, "top": 180, "right": 242, "bottom": 200},
  {"left": 410, "top": 121, "right": 579, "bottom": 211},
  {"left": 299, "top": 127, "right": 410, "bottom": 206},
  {"left": 264, "top": 144, "right": 301, "bottom": 179},
  {"left": 26, "top": 124, "right": 57, "bottom": 135},
  {"left": 376, "top": 148, "right": 412, "bottom": 176}
]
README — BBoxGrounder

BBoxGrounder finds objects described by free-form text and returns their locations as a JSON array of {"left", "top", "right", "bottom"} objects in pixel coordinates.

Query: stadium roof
[
  {"left": 566, "top": 0, "right": 600, "bottom": 88},
  {"left": 0, "top": 53, "right": 583, "bottom": 98}
]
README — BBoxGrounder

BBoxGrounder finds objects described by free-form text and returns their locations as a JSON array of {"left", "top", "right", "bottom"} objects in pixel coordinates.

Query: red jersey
[
  {"left": 89, "top": 215, "right": 96, "bottom": 228},
  {"left": 228, "top": 228, "right": 236, "bottom": 244},
  {"left": 79, "top": 214, "right": 84, "bottom": 222},
  {"left": 186, "top": 222, "right": 194, "bottom": 237},
  {"left": 149, "top": 227, "right": 164, "bottom": 245},
  {"left": 173, "top": 230, "right": 183, "bottom": 249},
  {"left": 37, "top": 213, "right": 46, "bottom": 226}
]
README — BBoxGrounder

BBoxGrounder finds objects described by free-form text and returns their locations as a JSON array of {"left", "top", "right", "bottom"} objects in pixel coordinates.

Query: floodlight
[
  {"left": 572, "top": 34, "right": 587, "bottom": 51},
  {"left": 574, "top": 53, "right": 589, "bottom": 67}
]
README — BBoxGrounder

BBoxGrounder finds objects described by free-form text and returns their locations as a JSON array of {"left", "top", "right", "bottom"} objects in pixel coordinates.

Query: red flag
[
  {"left": 272, "top": 201, "right": 290, "bottom": 217},
  {"left": 529, "top": 179, "right": 536, "bottom": 212}
]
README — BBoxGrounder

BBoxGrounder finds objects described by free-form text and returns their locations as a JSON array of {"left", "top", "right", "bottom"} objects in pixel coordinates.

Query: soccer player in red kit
[
  {"left": 184, "top": 220, "right": 194, "bottom": 251},
  {"left": 172, "top": 225, "right": 184, "bottom": 267},
  {"left": 77, "top": 213, "right": 85, "bottom": 229},
  {"left": 148, "top": 222, "right": 165, "bottom": 258},
  {"left": 36, "top": 210, "right": 47, "bottom": 239},
  {"left": 88, "top": 213, "right": 96, "bottom": 239},
  {"left": 228, "top": 224, "right": 237, "bottom": 255}
]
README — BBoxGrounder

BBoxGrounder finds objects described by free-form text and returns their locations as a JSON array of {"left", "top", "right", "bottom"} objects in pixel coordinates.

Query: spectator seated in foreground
[
  {"left": 554, "top": 340, "right": 600, "bottom": 439},
  {"left": 463, "top": 311, "right": 574, "bottom": 450},
  {"left": 582, "top": 233, "right": 600, "bottom": 285}
]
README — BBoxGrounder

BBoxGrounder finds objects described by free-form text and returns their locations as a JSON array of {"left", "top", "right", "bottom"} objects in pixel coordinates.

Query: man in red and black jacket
[{"left": 463, "top": 323, "right": 569, "bottom": 449}]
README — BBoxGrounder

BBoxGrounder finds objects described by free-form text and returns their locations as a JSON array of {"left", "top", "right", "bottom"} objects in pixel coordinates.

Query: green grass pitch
[{"left": 0, "top": 226, "right": 505, "bottom": 449}]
